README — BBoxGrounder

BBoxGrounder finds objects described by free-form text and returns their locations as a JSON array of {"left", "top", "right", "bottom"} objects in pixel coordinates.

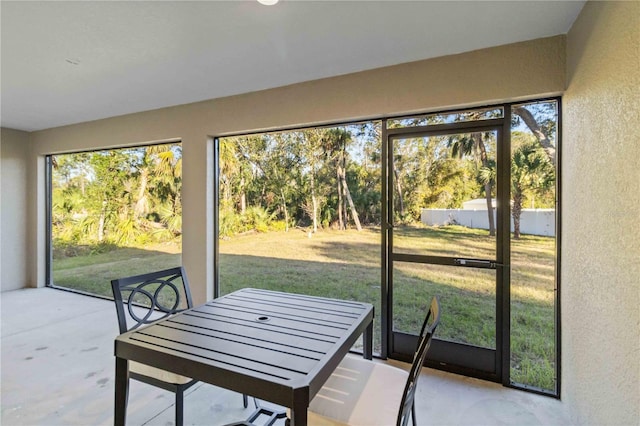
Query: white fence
[{"left": 421, "top": 208, "right": 555, "bottom": 237}]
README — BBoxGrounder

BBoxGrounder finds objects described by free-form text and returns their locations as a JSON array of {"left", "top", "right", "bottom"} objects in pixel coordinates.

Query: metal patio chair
[
  {"left": 305, "top": 296, "right": 441, "bottom": 426},
  {"left": 111, "top": 266, "right": 249, "bottom": 426}
]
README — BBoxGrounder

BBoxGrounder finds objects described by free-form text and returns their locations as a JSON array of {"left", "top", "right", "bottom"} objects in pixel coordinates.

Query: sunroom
[{"left": 1, "top": 1, "right": 638, "bottom": 425}]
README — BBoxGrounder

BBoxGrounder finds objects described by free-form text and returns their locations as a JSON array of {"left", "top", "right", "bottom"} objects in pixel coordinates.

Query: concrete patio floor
[{"left": 1, "top": 287, "right": 571, "bottom": 425}]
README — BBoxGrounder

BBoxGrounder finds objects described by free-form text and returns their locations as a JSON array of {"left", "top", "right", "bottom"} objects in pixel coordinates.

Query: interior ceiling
[{"left": 1, "top": 1, "right": 585, "bottom": 132}]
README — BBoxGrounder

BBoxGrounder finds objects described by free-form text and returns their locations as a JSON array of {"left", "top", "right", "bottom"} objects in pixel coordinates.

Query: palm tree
[
  {"left": 448, "top": 132, "right": 497, "bottom": 236},
  {"left": 511, "top": 141, "right": 555, "bottom": 239},
  {"left": 137, "top": 144, "right": 183, "bottom": 238}
]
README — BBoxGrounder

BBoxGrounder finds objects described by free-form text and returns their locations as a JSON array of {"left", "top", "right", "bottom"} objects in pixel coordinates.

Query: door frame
[{"left": 381, "top": 116, "right": 512, "bottom": 384}]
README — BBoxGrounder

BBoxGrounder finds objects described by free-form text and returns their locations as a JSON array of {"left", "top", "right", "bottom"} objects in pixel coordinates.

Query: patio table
[{"left": 114, "top": 288, "right": 374, "bottom": 426}]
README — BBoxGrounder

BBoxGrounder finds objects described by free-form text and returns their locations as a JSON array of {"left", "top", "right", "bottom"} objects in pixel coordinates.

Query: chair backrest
[
  {"left": 397, "top": 296, "right": 441, "bottom": 426},
  {"left": 110, "top": 266, "right": 193, "bottom": 334}
]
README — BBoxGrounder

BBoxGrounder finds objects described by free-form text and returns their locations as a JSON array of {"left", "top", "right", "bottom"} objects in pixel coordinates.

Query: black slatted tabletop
[{"left": 114, "top": 288, "right": 374, "bottom": 426}]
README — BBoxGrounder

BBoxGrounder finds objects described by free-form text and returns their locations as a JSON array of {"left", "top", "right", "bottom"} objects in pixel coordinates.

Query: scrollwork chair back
[{"left": 111, "top": 266, "right": 193, "bottom": 333}]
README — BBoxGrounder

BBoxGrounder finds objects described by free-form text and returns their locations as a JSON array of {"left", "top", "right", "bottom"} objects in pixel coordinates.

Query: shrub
[
  {"left": 219, "top": 206, "right": 277, "bottom": 237},
  {"left": 269, "top": 220, "right": 288, "bottom": 232}
]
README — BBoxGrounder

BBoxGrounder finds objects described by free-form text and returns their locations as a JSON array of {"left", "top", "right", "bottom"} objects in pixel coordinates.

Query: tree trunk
[
  {"left": 484, "top": 182, "right": 496, "bottom": 236},
  {"left": 98, "top": 199, "right": 107, "bottom": 242},
  {"left": 240, "top": 177, "right": 246, "bottom": 214},
  {"left": 336, "top": 165, "right": 345, "bottom": 230},
  {"left": 222, "top": 179, "right": 231, "bottom": 203},
  {"left": 340, "top": 167, "right": 362, "bottom": 231},
  {"left": 393, "top": 167, "right": 405, "bottom": 218},
  {"left": 474, "top": 133, "right": 496, "bottom": 236},
  {"left": 512, "top": 192, "right": 523, "bottom": 239},
  {"left": 513, "top": 106, "right": 556, "bottom": 165},
  {"left": 342, "top": 178, "right": 349, "bottom": 228},
  {"left": 310, "top": 172, "right": 318, "bottom": 233},
  {"left": 312, "top": 194, "right": 318, "bottom": 233},
  {"left": 279, "top": 188, "right": 289, "bottom": 232},
  {"left": 134, "top": 168, "right": 148, "bottom": 218}
]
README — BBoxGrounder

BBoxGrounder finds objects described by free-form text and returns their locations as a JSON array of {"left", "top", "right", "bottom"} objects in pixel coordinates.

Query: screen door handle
[{"left": 454, "top": 258, "right": 503, "bottom": 269}]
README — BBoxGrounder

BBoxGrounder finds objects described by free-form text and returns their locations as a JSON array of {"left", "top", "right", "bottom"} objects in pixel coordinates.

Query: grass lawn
[
  {"left": 53, "top": 226, "right": 556, "bottom": 391},
  {"left": 52, "top": 242, "right": 182, "bottom": 298}
]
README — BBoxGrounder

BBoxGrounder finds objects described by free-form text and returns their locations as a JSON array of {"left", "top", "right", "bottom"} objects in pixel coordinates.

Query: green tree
[
  {"left": 513, "top": 104, "right": 556, "bottom": 165},
  {"left": 297, "top": 129, "right": 329, "bottom": 233},
  {"left": 322, "top": 128, "right": 362, "bottom": 231},
  {"left": 51, "top": 143, "right": 182, "bottom": 249},
  {"left": 448, "top": 132, "right": 497, "bottom": 236},
  {"left": 147, "top": 144, "right": 183, "bottom": 238},
  {"left": 511, "top": 139, "right": 555, "bottom": 239}
]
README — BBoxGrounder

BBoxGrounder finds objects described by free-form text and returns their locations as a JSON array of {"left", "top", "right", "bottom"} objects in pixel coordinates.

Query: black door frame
[{"left": 382, "top": 117, "right": 512, "bottom": 384}]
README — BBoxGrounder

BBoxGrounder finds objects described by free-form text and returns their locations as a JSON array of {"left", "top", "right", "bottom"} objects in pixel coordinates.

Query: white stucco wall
[
  {"left": 563, "top": 1, "right": 640, "bottom": 424},
  {"left": 0, "top": 128, "right": 30, "bottom": 291}
]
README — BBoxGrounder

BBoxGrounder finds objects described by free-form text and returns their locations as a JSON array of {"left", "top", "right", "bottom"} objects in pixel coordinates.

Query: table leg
[
  {"left": 289, "top": 403, "right": 308, "bottom": 426},
  {"left": 114, "top": 357, "right": 129, "bottom": 426},
  {"left": 290, "top": 388, "right": 308, "bottom": 426},
  {"left": 363, "top": 320, "right": 373, "bottom": 360}
]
